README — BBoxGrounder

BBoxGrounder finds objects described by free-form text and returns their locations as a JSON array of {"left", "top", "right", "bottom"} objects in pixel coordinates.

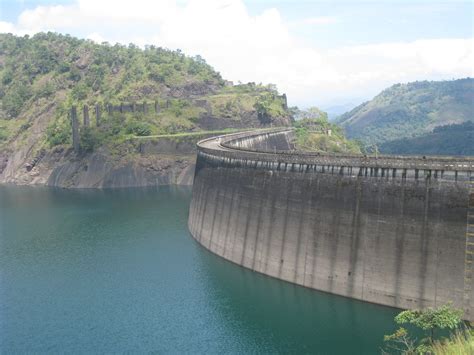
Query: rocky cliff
[{"left": 1, "top": 137, "right": 196, "bottom": 188}]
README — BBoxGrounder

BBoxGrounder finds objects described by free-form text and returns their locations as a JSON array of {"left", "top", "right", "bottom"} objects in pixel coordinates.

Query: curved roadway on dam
[{"left": 188, "top": 129, "right": 474, "bottom": 320}]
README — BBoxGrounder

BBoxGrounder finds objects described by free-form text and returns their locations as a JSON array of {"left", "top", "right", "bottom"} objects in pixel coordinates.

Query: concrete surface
[{"left": 188, "top": 129, "right": 474, "bottom": 320}]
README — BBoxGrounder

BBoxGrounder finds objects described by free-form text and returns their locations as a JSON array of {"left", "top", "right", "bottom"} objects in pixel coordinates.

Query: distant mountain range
[{"left": 336, "top": 78, "right": 473, "bottom": 155}]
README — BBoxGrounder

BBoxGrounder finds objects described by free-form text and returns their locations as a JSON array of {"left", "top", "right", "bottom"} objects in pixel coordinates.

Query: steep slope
[
  {"left": 292, "top": 108, "right": 362, "bottom": 154},
  {"left": 380, "top": 121, "right": 474, "bottom": 156},
  {"left": 0, "top": 32, "right": 291, "bottom": 187},
  {"left": 337, "top": 79, "right": 473, "bottom": 153}
]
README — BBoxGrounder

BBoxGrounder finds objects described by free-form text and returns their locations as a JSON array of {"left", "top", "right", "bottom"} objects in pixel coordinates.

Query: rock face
[
  {"left": 0, "top": 137, "right": 198, "bottom": 188},
  {"left": 47, "top": 152, "right": 195, "bottom": 188}
]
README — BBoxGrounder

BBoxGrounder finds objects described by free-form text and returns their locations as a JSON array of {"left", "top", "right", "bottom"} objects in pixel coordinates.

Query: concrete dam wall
[{"left": 188, "top": 129, "right": 474, "bottom": 320}]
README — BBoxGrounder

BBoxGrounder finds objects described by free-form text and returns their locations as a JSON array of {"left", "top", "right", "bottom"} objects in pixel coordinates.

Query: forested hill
[
  {"left": 380, "top": 121, "right": 474, "bottom": 156},
  {"left": 0, "top": 32, "right": 291, "bottom": 187},
  {"left": 336, "top": 79, "right": 473, "bottom": 155}
]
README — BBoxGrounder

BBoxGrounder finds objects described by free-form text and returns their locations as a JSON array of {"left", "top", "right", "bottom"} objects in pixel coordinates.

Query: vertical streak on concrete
[
  {"left": 250, "top": 173, "right": 267, "bottom": 271},
  {"left": 310, "top": 177, "right": 323, "bottom": 289},
  {"left": 432, "top": 181, "right": 442, "bottom": 307},
  {"left": 221, "top": 183, "right": 238, "bottom": 258},
  {"left": 347, "top": 178, "right": 362, "bottom": 297},
  {"left": 327, "top": 178, "right": 343, "bottom": 293},
  {"left": 228, "top": 174, "right": 244, "bottom": 262},
  {"left": 196, "top": 171, "right": 212, "bottom": 243},
  {"left": 207, "top": 180, "right": 221, "bottom": 251},
  {"left": 278, "top": 178, "right": 293, "bottom": 279},
  {"left": 214, "top": 182, "right": 231, "bottom": 255},
  {"left": 301, "top": 175, "right": 315, "bottom": 286},
  {"left": 263, "top": 185, "right": 278, "bottom": 275},
  {"left": 240, "top": 182, "right": 255, "bottom": 267},
  {"left": 394, "top": 179, "right": 406, "bottom": 307},
  {"left": 463, "top": 176, "right": 474, "bottom": 319},
  {"left": 293, "top": 176, "right": 310, "bottom": 283},
  {"left": 191, "top": 172, "right": 206, "bottom": 238},
  {"left": 188, "top": 160, "right": 206, "bottom": 234},
  {"left": 418, "top": 181, "right": 431, "bottom": 307},
  {"left": 359, "top": 179, "right": 370, "bottom": 300}
]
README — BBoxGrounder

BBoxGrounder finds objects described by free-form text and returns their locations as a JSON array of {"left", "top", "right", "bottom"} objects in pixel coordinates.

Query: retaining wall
[{"left": 188, "top": 129, "right": 474, "bottom": 320}]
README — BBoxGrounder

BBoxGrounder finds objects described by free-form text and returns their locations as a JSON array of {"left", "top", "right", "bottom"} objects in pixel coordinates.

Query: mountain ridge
[{"left": 336, "top": 78, "right": 473, "bottom": 155}]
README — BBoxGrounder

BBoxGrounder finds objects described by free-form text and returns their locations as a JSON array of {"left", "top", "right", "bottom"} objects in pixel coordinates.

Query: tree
[
  {"left": 383, "top": 304, "right": 464, "bottom": 354},
  {"left": 395, "top": 304, "right": 463, "bottom": 341},
  {"left": 3, "top": 82, "right": 32, "bottom": 118}
]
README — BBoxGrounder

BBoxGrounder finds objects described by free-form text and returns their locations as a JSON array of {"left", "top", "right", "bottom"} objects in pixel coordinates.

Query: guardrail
[{"left": 197, "top": 128, "right": 474, "bottom": 172}]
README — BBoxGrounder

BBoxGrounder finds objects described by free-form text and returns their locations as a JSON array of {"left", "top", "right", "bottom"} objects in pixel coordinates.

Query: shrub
[
  {"left": 1, "top": 68, "right": 13, "bottom": 85},
  {"left": 71, "top": 82, "right": 88, "bottom": 101},
  {"left": 80, "top": 126, "right": 99, "bottom": 152},
  {"left": 383, "top": 304, "right": 465, "bottom": 354},
  {"left": 125, "top": 121, "right": 152, "bottom": 136},
  {"left": 2, "top": 82, "right": 32, "bottom": 118},
  {"left": 46, "top": 121, "right": 70, "bottom": 147},
  {"left": 35, "top": 81, "right": 55, "bottom": 99},
  {"left": 0, "top": 129, "right": 7, "bottom": 142}
]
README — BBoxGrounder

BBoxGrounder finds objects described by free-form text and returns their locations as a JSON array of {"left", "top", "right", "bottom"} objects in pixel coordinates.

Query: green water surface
[{"left": 0, "top": 186, "right": 398, "bottom": 353}]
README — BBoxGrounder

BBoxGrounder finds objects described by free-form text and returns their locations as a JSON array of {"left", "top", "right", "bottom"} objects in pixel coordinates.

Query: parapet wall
[{"left": 188, "top": 129, "right": 474, "bottom": 320}]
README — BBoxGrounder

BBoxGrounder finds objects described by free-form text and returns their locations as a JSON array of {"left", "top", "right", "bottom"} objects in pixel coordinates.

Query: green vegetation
[
  {"left": 293, "top": 107, "right": 362, "bottom": 154},
  {"left": 337, "top": 79, "right": 473, "bottom": 155},
  {"left": 0, "top": 32, "right": 220, "bottom": 118},
  {"left": 430, "top": 329, "right": 474, "bottom": 355},
  {"left": 380, "top": 121, "right": 474, "bottom": 156},
  {"left": 383, "top": 304, "right": 470, "bottom": 354},
  {"left": 0, "top": 32, "right": 290, "bottom": 153}
]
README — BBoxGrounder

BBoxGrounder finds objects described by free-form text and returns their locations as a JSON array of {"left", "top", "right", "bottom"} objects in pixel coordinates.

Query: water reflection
[
  {"left": 196, "top": 241, "right": 398, "bottom": 354},
  {"left": 0, "top": 186, "right": 396, "bottom": 354}
]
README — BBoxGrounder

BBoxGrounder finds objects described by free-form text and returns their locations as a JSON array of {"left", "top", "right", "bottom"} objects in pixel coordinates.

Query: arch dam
[{"left": 188, "top": 128, "right": 474, "bottom": 320}]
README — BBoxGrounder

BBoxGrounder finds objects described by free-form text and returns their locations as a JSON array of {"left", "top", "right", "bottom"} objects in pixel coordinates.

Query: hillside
[
  {"left": 380, "top": 121, "right": 474, "bottom": 156},
  {"left": 292, "top": 107, "right": 362, "bottom": 154},
  {"left": 337, "top": 79, "right": 473, "bottom": 154},
  {"left": 0, "top": 32, "right": 291, "bottom": 187}
]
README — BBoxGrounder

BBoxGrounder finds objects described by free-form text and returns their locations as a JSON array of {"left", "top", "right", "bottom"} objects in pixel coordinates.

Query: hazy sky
[{"left": 0, "top": 0, "right": 472, "bottom": 108}]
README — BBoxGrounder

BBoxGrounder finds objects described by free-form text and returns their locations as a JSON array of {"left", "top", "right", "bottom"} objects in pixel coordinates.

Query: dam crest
[{"left": 188, "top": 129, "right": 474, "bottom": 320}]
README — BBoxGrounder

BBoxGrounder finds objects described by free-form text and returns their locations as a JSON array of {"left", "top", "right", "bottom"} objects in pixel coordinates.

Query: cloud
[
  {"left": 0, "top": 21, "right": 16, "bottom": 33},
  {"left": 294, "top": 16, "right": 339, "bottom": 26},
  {"left": 1, "top": 0, "right": 472, "bottom": 107}
]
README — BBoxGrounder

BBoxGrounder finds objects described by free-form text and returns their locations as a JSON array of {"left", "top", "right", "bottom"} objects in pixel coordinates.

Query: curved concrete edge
[{"left": 189, "top": 129, "right": 474, "bottom": 320}]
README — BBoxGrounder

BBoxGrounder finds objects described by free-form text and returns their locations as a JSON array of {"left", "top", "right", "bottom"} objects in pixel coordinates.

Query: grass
[
  {"left": 430, "top": 329, "right": 474, "bottom": 355},
  {"left": 206, "top": 93, "right": 256, "bottom": 119},
  {"left": 294, "top": 127, "right": 362, "bottom": 154},
  {"left": 0, "top": 117, "right": 30, "bottom": 146}
]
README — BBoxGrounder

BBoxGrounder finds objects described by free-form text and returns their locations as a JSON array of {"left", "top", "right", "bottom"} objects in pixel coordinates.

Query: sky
[{"left": 0, "top": 0, "right": 473, "bottom": 108}]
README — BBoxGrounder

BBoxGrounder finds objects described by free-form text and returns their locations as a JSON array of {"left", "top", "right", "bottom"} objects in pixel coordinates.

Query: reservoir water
[{"left": 0, "top": 186, "right": 398, "bottom": 353}]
